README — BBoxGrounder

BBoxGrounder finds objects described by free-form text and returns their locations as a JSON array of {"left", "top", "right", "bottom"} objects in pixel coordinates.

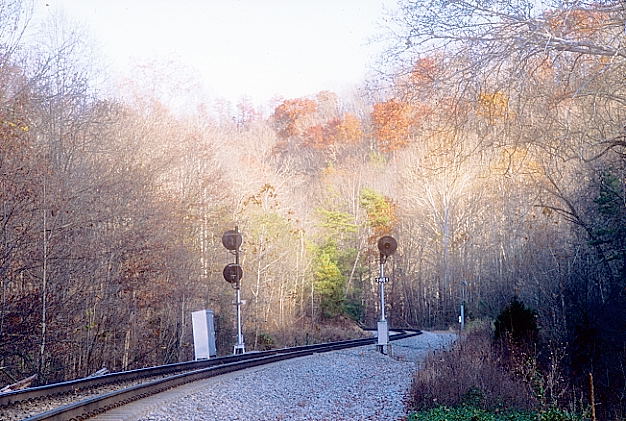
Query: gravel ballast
[{"left": 137, "top": 331, "right": 456, "bottom": 421}]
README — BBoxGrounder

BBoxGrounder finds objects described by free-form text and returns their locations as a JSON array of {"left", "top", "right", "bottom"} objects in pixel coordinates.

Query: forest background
[{"left": 0, "top": 0, "right": 624, "bottom": 418}]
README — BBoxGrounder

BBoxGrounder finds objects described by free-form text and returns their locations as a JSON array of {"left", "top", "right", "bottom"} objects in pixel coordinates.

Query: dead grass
[
  {"left": 265, "top": 317, "right": 368, "bottom": 349},
  {"left": 408, "top": 325, "right": 537, "bottom": 412}
]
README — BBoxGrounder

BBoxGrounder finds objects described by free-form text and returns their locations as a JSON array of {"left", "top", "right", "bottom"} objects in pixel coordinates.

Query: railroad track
[{"left": 1, "top": 329, "right": 420, "bottom": 421}]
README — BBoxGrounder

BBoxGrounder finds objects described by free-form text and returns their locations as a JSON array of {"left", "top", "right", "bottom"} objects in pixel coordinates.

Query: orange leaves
[
  {"left": 303, "top": 113, "right": 363, "bottom": 149},
  {"left": 243, "top": 183, "right": 278, "bottom": 210},
  {"left": 546, "top": 8, "right": 606, "bottom": 39},
  {"left": 271, "top": 94, "right": 364, "bottom": 153},
  {"left": 410, "top": 56, "right": 439, "bottom": 86},
  {"left": 334, "top": 113, "right": 363, "bottom": 144},
  {"left": 304, "top": 124, "right": 330, "bottom": 149},
  {"left": 372, "top": 99, "right": 426, "bottom": 152},
  {"left": 272, "top": 98, "right": 317, "bottom": 138}
]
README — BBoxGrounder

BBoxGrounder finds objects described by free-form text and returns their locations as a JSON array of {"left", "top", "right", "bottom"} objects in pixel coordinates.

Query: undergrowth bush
[
  {"left": 493, "top": 299, "right": 574, "bottom": 412},
  {"left": 495, "top": 297, "right": 539, "bottom": 344},
  {"left": 408, "top": 325, "right": 537, "bottom": 412}
]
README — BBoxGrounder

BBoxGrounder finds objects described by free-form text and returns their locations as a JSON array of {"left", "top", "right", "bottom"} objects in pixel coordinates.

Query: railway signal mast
[
  {"left": 377, "top": 235, "right": 397, "bottom": 354},
  {"left": 222, "top": 228, "right": 245, "bottom": 354}
]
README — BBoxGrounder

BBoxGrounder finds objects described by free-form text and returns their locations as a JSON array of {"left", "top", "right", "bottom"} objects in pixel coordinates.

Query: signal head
[{"left": 377, "top": 236, "right": 397, "bottom": 256}]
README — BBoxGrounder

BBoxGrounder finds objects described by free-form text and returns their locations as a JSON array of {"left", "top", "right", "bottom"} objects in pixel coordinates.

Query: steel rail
[
  {"left": 0, "top": 330, "right": 415, "bottom": 408},
  {"left": 11, "top": 329, "right": 420, "bottom": 421}
]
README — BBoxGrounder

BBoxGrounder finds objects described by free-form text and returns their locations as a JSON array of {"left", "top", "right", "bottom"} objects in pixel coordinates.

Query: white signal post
[
  {"left": 377, "top": 264, "right": 389, "bottom": 353},
  {"left": 459, "top": 280, "right": 467, "bottom": 332},
  {"left": 234, "top": 286, "right": 244, "bottom": 354},
  {"left": 234, "top": 246, "right": 245, "bottom": 354},
  {"left": 376, "top": 236, "right": 397, "bottom": 354}
]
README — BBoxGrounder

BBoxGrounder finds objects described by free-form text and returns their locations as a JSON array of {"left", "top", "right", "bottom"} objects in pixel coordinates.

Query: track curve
[{"left": 2, "top": 329, "right": 420, "bottom": 421}]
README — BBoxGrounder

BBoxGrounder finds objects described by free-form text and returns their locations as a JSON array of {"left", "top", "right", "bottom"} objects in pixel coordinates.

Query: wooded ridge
[{"left": 0, "top": 0, "right": 624, "bottom": 418}]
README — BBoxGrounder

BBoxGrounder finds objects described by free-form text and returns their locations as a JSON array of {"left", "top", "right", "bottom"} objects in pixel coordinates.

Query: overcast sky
[{"left": 29, "top": 0, "right": 397, "bottom": 107}]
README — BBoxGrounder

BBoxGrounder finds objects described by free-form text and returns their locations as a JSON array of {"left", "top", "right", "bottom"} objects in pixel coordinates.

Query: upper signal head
[{"left": 377, "top": 236, "right": 397, "bottom": 256}]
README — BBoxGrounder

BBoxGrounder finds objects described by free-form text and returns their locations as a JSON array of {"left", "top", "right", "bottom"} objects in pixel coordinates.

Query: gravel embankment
[
  {"left": 138, "top": 331, "right": 456, "bottom": 421},
  {"left": 1, "top": 375, "right": 176, "bottom": 421}
]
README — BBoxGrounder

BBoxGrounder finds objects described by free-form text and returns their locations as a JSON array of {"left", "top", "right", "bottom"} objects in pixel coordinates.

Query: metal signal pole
[{"left": 222, "top": 227, "right": 245, "bottom": 354}]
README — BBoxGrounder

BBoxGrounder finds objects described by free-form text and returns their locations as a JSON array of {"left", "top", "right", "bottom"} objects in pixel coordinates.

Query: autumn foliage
[
  {"left": 272, "top": 98, "right": 317, "bottom": 138},
  {"left": 303, "top": 113, "right": 363, "bottom": 149},
  {"left": 410, "top": 56, "right": 440, "bottom": 85},
  {"left": 546, "top": 8, "right": 606, "bottom": 38},
  {"left": 359, "top": 188, "right": 396, "bottom": 238},
  {"left": 333, "top": 113, "right": 362, "bottom": 143},
  {"left": 271, "top": 95, "right": 363, "bottom": 155},
  {"left": 477, "top": 91, "right": 509, "bottom": 121},
  {"left": 371, "top": 99, "right": 423, "bottom": 151},
  {"left": 2, "top": 3, "right": 625, "bottom": 418}
]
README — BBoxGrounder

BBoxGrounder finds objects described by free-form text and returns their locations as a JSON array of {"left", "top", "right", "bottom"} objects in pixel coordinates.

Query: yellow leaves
[
  {"left": 1, "top": 119, "right": 31, "bottom": 155},
  {"left": 1, "top": 119, "right": 29, "bottom": 132},
  {"left": 477, "top": 91, "right": 509, "bottom": 122},
  {"left": 489, "top": 146, "right": 543, "bottom": 177},
  {"left": 321, "top": 164, "right": 337, "bottom": 178},
  {"left": 428, "top": 126, "right": 458, "bottom": 151},
  {"left": 360, "top": 188, "right": 396, "bottom": 237}
]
